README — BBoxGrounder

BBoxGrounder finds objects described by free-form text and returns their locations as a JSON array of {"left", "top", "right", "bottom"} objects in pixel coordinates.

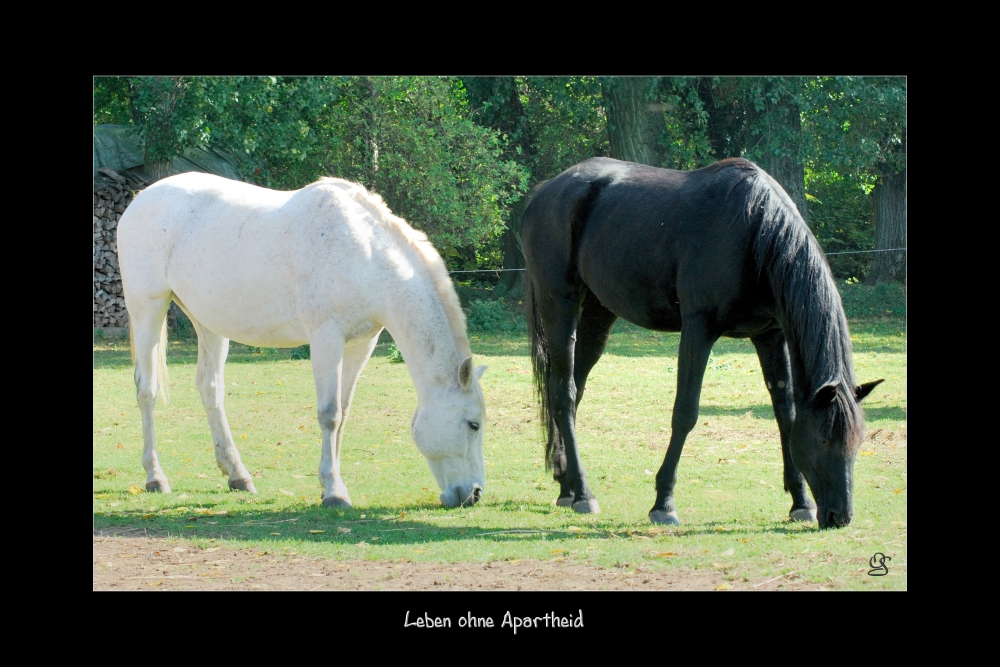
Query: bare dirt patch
[{"left": 94, "top": 531, "right": 821, "bottom": 591}]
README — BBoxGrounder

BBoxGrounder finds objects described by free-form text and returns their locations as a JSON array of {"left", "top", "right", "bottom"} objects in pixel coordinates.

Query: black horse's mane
[{"left": 741, "top": 164, "right": 864, "bottom": 443}]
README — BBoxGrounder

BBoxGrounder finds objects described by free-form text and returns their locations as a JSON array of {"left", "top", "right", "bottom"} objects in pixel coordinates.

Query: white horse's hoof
[
  {"left": 322, "top": 495, "right": 352, "bottom": 508},
  {"left": 145, "top": 480, "right": 170, "bottom": 493},
  {"left": 572, "top": 499, "right": 600, "bottom": 514},
  {"left": 556, "top": 496, "right": 575, "bottom": 507},
  {"left": 649, "top": 510, "right": 680, "bottom": 525},
  {"left": 790, "top": 508, "right": 817, "bottom": 522},
  {"left": 228, "top": 478, "right": 256, "bottom": 493}
]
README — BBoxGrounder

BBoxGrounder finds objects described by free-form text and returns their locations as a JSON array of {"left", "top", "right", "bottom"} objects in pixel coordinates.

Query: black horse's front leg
[
  {"left": 650, "top": 314, "right": 718, "bottom": 525},
  {"left": 751, "top": 328, "right": 816, "bottom": 522}
]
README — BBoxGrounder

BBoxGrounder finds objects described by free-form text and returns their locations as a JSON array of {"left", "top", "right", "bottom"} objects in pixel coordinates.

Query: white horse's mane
[{"left": 314, "top": 178, "right": 472, "bottom": 361}]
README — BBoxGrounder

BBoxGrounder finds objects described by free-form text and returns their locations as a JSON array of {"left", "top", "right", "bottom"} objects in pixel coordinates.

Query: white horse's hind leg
[
  {"left": 131, "top": 299, "right": 172, "bottom": 493},
  {"left": 191, "top": 320, "right": 257, "bottom": 493},
  {"left": 309, "top": 322, "right": 350, "bottom": 507}
]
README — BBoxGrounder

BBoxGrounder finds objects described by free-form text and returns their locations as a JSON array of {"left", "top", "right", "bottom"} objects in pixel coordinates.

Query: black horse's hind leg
[
  {"left": 539, "top": 290, "right": 601, "bottom": 513},
  {"left": 554, "top": 291, "right": 618, "bottom": 506},
  {"left": 751, "top": 328, "right": 816, "bottom": 522},
  {"left": 650, "top": 314, "right": 718, "bottom": 525}
]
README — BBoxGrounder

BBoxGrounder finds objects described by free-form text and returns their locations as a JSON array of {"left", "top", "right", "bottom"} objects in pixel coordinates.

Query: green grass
[{"left": 93, "top": 294, "right": 906, "bottom": 590}]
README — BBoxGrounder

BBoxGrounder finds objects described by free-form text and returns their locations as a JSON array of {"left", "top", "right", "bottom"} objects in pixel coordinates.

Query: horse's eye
[{"left": 468, "top": 421, "right": 480, "bottom": 432}]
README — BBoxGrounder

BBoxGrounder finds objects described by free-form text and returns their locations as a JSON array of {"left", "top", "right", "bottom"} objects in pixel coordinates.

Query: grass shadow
[{"left": 93, "top": 496, "right": 824, "bottom": 549}]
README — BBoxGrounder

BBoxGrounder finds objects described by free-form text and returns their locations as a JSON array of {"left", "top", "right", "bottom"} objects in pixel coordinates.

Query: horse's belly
[{"left": 174, "top": 287, "right": 310, "bottom": 347}]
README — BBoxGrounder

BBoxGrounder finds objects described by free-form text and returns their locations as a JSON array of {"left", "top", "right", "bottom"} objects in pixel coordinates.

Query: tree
[
  {"left": 601, "top": 77, "right": 661, "bottom": 166},
  {"left": 803, "top": 77, "right": 906, "bottom": 284}
]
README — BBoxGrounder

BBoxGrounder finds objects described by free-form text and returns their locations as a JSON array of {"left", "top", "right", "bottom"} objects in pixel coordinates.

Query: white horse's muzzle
[{"left": 440, "top": 483, "right": 483, "bottom": 508}]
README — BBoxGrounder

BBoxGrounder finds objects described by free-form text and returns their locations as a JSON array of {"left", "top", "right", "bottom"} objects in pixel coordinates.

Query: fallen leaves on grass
[
  {"left": 128, "top": 485, "right": 143, "bottom": 495},
  {"left": 280, "top": 489, "right": 295, "bottom": 497},
  {"left": 337, "top": 527, "right": 351, "bottom": 534},
  {"left": 715, "top": 583, "right": 733, "bottom": 590},
  {"left": 309, "top": 530, "right": 325, "bottom": 534}
]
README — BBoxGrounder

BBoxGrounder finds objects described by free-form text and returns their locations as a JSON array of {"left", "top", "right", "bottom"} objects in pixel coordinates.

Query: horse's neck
[{"left": 380, "top": 267, "right": 466, "bottom": 396}]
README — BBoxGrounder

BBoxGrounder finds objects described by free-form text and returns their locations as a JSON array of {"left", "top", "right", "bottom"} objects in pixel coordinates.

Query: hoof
[
  {"left": 322, "top": 495, "right": 352, "bottom": 508},
  {"left": 556, "top": 496, "right": 575, "bottom": 507},
  {"left": 228, "top": 478, "right": 257, "bottom": 493},
  {"left": 790, "top": 508, "right": 817, "bottom": 522},
  {"left": 649, "top": 510, "right": 680, "bottom": 525},
  {"left": 145, "top": 480, "right": 170, "bottom": 493},
  {"left": 572, "top": 499, "right": 600, "bottom": 514}
]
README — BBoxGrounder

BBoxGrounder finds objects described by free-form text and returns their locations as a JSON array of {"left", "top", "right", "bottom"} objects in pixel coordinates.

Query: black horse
[{"left": 522, "top": 157, "right": 882, "bottom": 529}]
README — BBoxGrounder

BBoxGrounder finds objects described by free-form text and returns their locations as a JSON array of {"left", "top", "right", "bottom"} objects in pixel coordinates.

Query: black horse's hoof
[
  {"left": 572, "top": 499, "right": 600, "bottom": 514},
  {"left": 228, "top": 478, "right": 257, "bottom": 493},
  {"left": 649, "top": 510, "right": 680, "bottom": 525},
  {"left": 789, "top": 508, "right": 817, "bottom": 522},
  {"left": 322, "top": 495, "right": 352, "bottom": 508},
  {"left": 556, "top": 496, "right": 575, "bottom": 507}
]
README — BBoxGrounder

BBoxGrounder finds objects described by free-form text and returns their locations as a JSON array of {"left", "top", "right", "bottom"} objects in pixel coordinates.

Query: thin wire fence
[{"left": 449, "top": 248, "right": 907, "bottom": 274}]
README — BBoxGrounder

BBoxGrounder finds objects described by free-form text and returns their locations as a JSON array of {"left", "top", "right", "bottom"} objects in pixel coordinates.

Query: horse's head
[
  {"left": 411, "top": 357, "right": 487, "bottom": 508},
  {"left": 791, "top": 379, "right": 883, "bottom": 529}
]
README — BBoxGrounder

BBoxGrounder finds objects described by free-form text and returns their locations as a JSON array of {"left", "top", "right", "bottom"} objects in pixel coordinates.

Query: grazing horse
[
  {"left": 522, "top": 157, "right": 881, "bottom": 529},
  {"left": 118, "top": 173, "right": 487, "bottom": 508}
]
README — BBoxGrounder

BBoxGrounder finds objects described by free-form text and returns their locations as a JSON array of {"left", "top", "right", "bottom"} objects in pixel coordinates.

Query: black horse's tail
[{"left": 525, "top": 274, "right": 560, "bottom": 472}]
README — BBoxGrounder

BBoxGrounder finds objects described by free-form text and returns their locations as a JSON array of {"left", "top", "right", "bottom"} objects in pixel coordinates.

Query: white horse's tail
[{"left": 128, "top": 315, "right": 170, "bottom": 405}]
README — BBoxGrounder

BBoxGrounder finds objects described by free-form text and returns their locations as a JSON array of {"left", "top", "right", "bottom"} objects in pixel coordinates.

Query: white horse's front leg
[
  {"left": 132, "top": 303, "right": 171, "bottom": 493},
  {"left": 322, "top": 330, "right": 382, "bottom": 506},
  {"left": 193, "top": 322, "right": 256, "bottom": 493},
  {"left": 310, "top": 322, "right": 350, "bottom": 507}
]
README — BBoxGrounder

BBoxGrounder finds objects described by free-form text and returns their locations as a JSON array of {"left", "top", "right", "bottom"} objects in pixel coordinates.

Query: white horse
[{"left": 118, "top": 173, "right": 487, "bottom": 508}]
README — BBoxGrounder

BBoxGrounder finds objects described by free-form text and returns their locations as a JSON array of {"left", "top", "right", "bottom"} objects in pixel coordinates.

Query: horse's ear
[
  {"left": 474, "top": 365, "right": 487, "bottom": 381},
  {"left": 810, "top": 384, "right": 838, "bottom": 408},
  {"left": 458, "top": 356, "right": 474, "bottom": 389},
  {"left": 855, "top": 379, "right": 884, "bottom": 403}
]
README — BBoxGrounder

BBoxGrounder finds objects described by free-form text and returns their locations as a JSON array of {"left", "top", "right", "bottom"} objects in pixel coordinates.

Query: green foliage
[
  {"left": 93, "top": 77, "right": 135, "bottom": 126},
  {"left": 805, "top": 167, "right": 875, "bottom": 280},
  {"left": 838, "top": 281, "right": 906, "bottom": 320},
  {"left": 656, "top": 77, "right": 716, "bottom": 169},
  {"left": 520, "top": 77, "right": 610, "bottom": 181},
  {"left": 290, "top": 345, "right": 311, "bottom": 360},
  {"left": 246, "top": 346, "right": 278, "bottom": 356},
  {"left": 387, "top": 342, "right": 405, "bottom": 364},
  {"left": 465, "top": 299, "right": 525, "bottom": 333},
  {"left": 802, "top": 77, "right": 907, "bottom": 177}
]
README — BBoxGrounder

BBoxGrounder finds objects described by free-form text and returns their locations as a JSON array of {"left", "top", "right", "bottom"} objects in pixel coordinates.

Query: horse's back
[
  {"left": 119, "top": 174, "right": 387, "bottom": 346},
  {"left": 523, "top": 157, "right": 770, "bottom": 332}
]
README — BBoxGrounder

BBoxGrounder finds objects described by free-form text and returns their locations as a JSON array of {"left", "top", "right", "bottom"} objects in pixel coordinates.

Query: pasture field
[{"left": 93, "top": 310, "right": 906, "bottom": 591}]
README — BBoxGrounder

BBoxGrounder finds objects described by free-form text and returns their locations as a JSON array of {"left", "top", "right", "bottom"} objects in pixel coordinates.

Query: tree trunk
[
  {"left": 866, "top": 167, "right": 907, "bottom": 285},
  {"left": 143, "top": 157, "right": 173, "bottom": 182},
  {"left": 602, "top": 77, "right": 661, "bottom": 166},
  {"left": 501, "top": 195, "right": 528, "bottom": 292},
  {"left": 755, "top": 106, "right": 809, "bottom": 226}
]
